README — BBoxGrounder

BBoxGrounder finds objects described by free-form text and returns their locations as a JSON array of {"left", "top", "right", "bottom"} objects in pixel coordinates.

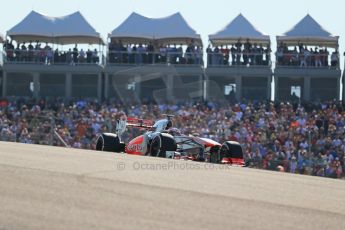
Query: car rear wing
[{"left": 126, "top": 117, "right": 154, "bottom": 129}]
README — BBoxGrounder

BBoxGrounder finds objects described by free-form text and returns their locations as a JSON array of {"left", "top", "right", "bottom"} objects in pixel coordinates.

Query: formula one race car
[{"left": 95, "top": 114, "right": 244, "bottom": 166}]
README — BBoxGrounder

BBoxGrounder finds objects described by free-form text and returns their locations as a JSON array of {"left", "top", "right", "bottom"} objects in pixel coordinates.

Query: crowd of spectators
[
  {"left": 108, "top": 40, "right": 203, "bottom": 65},
  {"left": 207, "top": 39, "right": 271, "bottom": 67},
  {"left": 0, "top": 97, "right": 344, "bottom": 179},
  {"left": 276, "top": 42, "right": 339, "bottom": 68},
  {"left": 3, "top": 40, "right": 100, "bottom": 65},
  {"left": 3, "top": 38, "right": 341, "bottom": 68}
]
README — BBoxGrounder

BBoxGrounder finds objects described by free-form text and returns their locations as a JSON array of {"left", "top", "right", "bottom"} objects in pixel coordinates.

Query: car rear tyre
[
  {"left": 149, "top": 133, "right": 177, "bottom": 157},
  {"left": 220, "top": 141, "right": 244, "bottom": 159},
  {"left": 96, "top": 133, "right": 125, "bottom": 152},
  {"left": 209, "top": 145, "right": 221, "bottom": 163}
]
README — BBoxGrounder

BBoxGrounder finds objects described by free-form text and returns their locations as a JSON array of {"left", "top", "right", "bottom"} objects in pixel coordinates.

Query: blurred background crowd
[{"left": 0, "top": 97, "right": 344, "bottom": 179}]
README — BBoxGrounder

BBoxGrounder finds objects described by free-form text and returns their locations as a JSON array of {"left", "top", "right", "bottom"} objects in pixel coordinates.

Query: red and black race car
[{"left": 96, "top": 114, "right": 244, "bottom": 166}]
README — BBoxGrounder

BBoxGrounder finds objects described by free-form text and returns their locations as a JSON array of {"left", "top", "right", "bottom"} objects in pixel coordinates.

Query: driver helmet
[
  {"left": 166, "top": 120, "right": 173, "bottom": 129},
  {"left": 168, "top": 127, "right": 181, "bottom": 136},
  {"left": 117, "top": 111, "right": 127, "bottom": 121}
]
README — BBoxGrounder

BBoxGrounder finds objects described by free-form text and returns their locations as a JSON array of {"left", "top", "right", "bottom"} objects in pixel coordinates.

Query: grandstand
[
  {"left": 105, "top": 12, "right": 204, "bottom": 102},
  {"left": 207, "top": 13, "right": 272, "bottom": 101},
  {"left": 1, "top": 11, "right": 104, "bottom": 99},
  {"left": 0, "top": 11, "right": 342, "bottom": 102},
  {"left": 275, "top": 14, "right": 340, "bottom": 101}
]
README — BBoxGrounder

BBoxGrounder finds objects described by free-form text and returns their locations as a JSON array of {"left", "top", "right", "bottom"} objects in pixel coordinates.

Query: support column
[
  {"left": 274, "top": 76, "right": 278, "bottom": 101},
  {"left": 199, "top": 74, "right": 203, "bottom": 101},
  {"left": 166, "top": 74, "right": 174, "bottom": 101},
  {"left": 134, "top": 74, "right": 141, "bottom": 102},
  {"left": 337, "top": 76, "right": 340, "bottom": 101},
  {"left": 2, "top": 71, "right": 7, "bottom": 97},
  {"left": 104, "top": 73, "right": 109, "bottom": 99},
  {"left": 32, "top": 72, "right": 40, "bottom": 99},
  {"left": 304, "top": 76, "right": 310, "bottom": 101},
  {"left": 235, "top": 75, "right": 242, "bottom": 101},
  {"left": 66, "top": 73, "right": 72, "bottom": 99},
  {"left": 204, "top": 74, "right": 209, "bottom": 101},
  {"left": 342, "top": 73, "right": 345, "bottom": 100},
  {"left": 267, "top": 75, "right": 272, "bottom": 101},
  {"left": 97, "top": 73, "right": 102, "bottom": 101}
]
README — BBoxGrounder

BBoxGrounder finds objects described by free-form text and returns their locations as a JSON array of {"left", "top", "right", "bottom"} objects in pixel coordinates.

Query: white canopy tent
[
  {"left": 276, "top": 14, "right": 338, "bottom": 48},
  {"left": 209, "top": 13, "right": 270, "bottom": 46},
  {"left": 7, "top": 11, "right": 104, "bottom": 45},
  {"left": 109, "top": 12, "right": 202, "bottom": 46}
]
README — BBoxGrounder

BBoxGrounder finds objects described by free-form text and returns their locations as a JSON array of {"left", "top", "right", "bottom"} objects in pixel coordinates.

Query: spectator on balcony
[
  {"left": 4, "top": 40, "right": 15, "bottom": 62},
  {"left": 276, "top": 44, "right": 284, "bottom": 65},
  {"left": 309, "top": 48, "right": 315, "bottom": 66},
  {"left": 2, "top": 39, "right": 6, "bottom": 50},
  {"left": 235, "top": 45, "right": 241, "bottom": 65},
  {"left": 92, "top": 48, "right": 99, "bottom": 63},
  {"left": 249, "top": 47, "right": 256, "bottom": 65},
  {"left": 177, "top": 44, "right": 183, "bottom": 64},
  {"left": 125, "top": 44, "right": 131, "bottom": 63},
  {"left": 79, "top": 49, "right": 85, "bottom": 63},
  {"left": 134, "top": 44, "right": 141, "bottom": 64},
  {"left": 158, "top": 44, "right": 167, "bottom": 63},
  {"left": 14, "top": 44, "right": 20, "bottom": 62},
  {"left": 171, "top": 44, "right": 179, "bottom": 64},
  {"left": 21, "top": 42, "right": 27, "bottom": 62},
  {"left": 235, "top": 39, "right": 242, "bottom": 51},
  {"left": 219, "top": 45, "right": 227, "bottom": 65},
  {"left": 324, "top": 48, "right": 329, "bottom": 66},
  {"left": 230, "top": 45, "right": 236, "bottom": 65},
  {"left": 244, "top": 39, "right": 251, "bottom": 51},
  {"left": 45, "top": 45, "right": 53, "bottom": 65},
  {"left": 256, "top": 44, "right": 264, "bottom": 65},
  {"left": 66, "top": 48, "right": 72, "bottom": 64},
  {"left": 243, "top": 46, "right": 249, "bottom": 65},
  {"left": 86, "top": 49, "right": 92, "bottom": 63},
  {"left": 118, "top": 40, "right": 126, "bottom": 63},
  {"left": 206, "top": 44, "right": 212, "bottom": 65},
  {"left": 33, "top": 41, "right": 39, "bottom": 62},
  {"left": 212, "top": 46, "right": 220, "bottom": 66},
  {"left": 147, "top": 42, "right": 154, "bottom": 64},
  {"left": 108, "top": 41, "right": 116, "bottom": 63},
  {"left": 331, "top": 50, "right": 339, "bottom": 67},
  {"left": 73, "top": 44, "right": 78, "bottom": 64},
  {"left": 299, "top": 48, "right": 307, "bottom": 67},
  {"left": 195, "top": 46, "right": 202, "bottom": 65},
  {"left": 131, "top": 44, "right": 137, "bottom": 63},
  {"left": 166, "top": 45, "right": 172, "bottom": 64},
  {"left": 263, "top": 46, "right": 271, "bottom": 66},
  {"left": 39, "top": 44, "right": 46, "bottom": 63},
  {"left": 54, "top": 49, "right": 59, "bottom": 63},
  {"left": 28, "top": 41, "right": 34, "bottom": 62},
  {"left": 235, "top": 40, "right": 242, "bottom": 65},
  {"left": 137, "top": 43, "right": 145, "bottom": 64},
  {"left": 290, "top": 47, "right": 299, "bottom": 66},
  {"left": 185, "top": 44, "right": 193, "bottom": 64},
  {"left": 314, "top": 48, "right": 322, "bottom": 67}
]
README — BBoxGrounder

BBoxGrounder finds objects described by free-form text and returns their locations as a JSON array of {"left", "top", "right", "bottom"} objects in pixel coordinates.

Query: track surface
[{"left": 0, "top": 142, "right": 344, "bottom": 230}]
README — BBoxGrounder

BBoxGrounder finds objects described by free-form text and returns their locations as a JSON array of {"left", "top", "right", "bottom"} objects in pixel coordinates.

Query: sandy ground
[{"left": 0, "top": 141, "right": 344, "bottom": 230}]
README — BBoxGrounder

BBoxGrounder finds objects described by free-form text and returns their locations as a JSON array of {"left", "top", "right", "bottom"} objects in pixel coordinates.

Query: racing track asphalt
[{"left": 0, "top": 141, "right": 345, "bottom": 230}]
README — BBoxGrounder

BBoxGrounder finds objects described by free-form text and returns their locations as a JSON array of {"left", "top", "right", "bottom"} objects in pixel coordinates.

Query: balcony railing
[
  {"left": 206, "top": 52, "right": 271, "bottom": 67},
  {"left": 107, "top": 51, "right": 203, "bottom": 66},
  {"left": 2, "top": 49, "right": 103, "bottom": 65},
  {"left": 275, "top": 52, "right": 339, "bottom": 69}
]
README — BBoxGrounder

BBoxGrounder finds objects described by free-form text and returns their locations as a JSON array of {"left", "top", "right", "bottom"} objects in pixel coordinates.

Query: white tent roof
[
  {"left": 7, "top": 11, "right": 104, "bottom": 45},
  {"left": 277, "top": 14, "right": 338, "bottom": 48},
  {"left": 110, "top": 12, "right": 202, "bottom": 46},
  {"left": 209, "top": 13, "right": 270, "bottom": 46}
]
